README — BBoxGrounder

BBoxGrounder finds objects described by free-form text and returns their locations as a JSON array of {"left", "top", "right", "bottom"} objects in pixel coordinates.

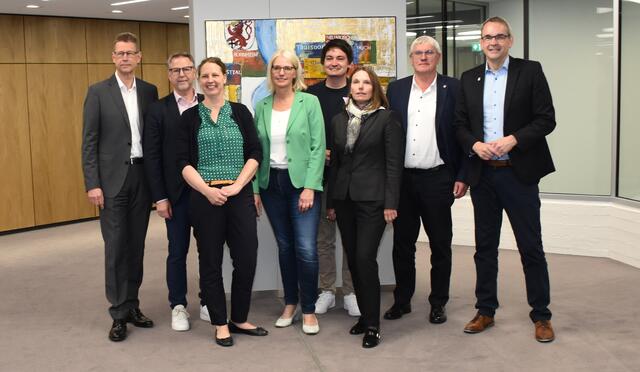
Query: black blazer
[
  {"left": 454, "top": 57, "right": 556, "bottom": 186},
  {"left": 82, "top": 74, "right": 158, "bottom": 197},
  {"left": 386, "top": 73, "right": 467, "bottom": 183},
  {"left": 328, "top": 109, "right": 404, "bottom": 209},
  {"left": 143, "top": 93, "right": 203, "bottom": 204},
  {"left": 176, "top": 101, "right": 262, "bottom": 175}
]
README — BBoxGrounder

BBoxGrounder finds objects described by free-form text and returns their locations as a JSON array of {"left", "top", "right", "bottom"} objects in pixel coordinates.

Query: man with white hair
[{"left": 385, "top": 35, "right": 468, "bottom": 324}]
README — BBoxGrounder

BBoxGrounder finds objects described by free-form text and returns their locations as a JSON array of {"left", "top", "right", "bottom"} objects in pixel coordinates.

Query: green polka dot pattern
[{"left": 196, "top": 101, "right": 245, "bottom": 181}]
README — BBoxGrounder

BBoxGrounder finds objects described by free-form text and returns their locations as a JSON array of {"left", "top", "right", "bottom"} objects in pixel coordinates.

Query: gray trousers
[
  {"left": 317, "top": 185, "right": 353, "bottom": 295},
  {"left": 100, "top": 164, "right": 151, "bottom": 320}
]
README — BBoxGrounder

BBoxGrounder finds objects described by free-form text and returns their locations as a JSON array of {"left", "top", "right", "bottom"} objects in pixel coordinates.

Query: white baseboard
[{"left": 417, "top": 196, "right": 640, "bottom": 269}]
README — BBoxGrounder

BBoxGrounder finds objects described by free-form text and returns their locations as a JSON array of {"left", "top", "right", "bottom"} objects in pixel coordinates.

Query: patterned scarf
[{"left": 345, "top": 99, "right": 377, "bottom": 154}]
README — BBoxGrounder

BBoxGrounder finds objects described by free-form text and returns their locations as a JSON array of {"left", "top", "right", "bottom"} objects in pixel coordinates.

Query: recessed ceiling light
[
  {"left": 26, "top": 4, "right": 40, "bottom": 8},
  {"left": 110, "top": 0, "right": 150, "bottom": 6},
  {"left": 112, "top": 10, "right": 123, "bottom": 13},
  {"left": 171, "top": 6, "right": 189, "bottom": 11},
  {"left": 183, "top": 15, "right": 190, "bottom": 18}
]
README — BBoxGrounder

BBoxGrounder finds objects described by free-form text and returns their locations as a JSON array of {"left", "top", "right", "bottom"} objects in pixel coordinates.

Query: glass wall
[
  {"left": 404, "top": 0, "right": 640, "bottom": 201},
  {"left": 530, "top": 0, "right": 613, "bottom": 195},
  {"left": 618, "top": 0, "right": 640, "bottom": 201}
]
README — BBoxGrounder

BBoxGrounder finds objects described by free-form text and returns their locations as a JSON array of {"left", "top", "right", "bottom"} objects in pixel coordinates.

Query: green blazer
[{"left": 253, "top": 91, "right": 326, "bottom": 193}]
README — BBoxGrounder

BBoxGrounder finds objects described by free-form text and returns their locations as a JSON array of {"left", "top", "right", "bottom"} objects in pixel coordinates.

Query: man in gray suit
[{"left": 82, "top": 32, "right": 158, "bottom": 342}]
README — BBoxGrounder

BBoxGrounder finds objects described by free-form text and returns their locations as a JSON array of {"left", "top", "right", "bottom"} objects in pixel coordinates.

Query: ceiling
[{"left": 0, "top": 0, "right": 189, "bottom": 24}]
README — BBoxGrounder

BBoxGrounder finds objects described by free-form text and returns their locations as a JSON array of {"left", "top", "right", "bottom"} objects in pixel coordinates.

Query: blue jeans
[
  {"left": 261, "top": 168, "right": 320, "bottom": 314},
  {"left": 165, "top": 188, "right": 204, "bottom": 308}
]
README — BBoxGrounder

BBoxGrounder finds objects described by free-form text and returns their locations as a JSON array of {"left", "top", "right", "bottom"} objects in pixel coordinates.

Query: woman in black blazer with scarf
[{"left": 327, "top": 66, "right": 404, "bottom": 348}]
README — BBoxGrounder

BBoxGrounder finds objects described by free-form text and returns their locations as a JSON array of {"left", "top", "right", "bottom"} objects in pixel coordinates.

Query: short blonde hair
[{"left": 266, "top": 49, "right": 306, "bottom": 93}]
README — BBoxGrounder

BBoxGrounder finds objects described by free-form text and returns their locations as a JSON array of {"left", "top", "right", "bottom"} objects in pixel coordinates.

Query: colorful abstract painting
[{"left": 205, "top": 17, "right": 397, "bottom": 113}]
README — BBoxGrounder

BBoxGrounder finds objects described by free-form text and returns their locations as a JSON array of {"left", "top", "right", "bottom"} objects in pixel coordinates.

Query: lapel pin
[
  {"left": 477, "top": 77, "right": 481, "bottom": 82},
  {"left": 443, "top": 84, "right": 447, "bottom": 88}
]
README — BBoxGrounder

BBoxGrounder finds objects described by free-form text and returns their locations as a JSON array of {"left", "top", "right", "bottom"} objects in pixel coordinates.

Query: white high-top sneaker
[
  {"left": 171, "top": 305, "right": 190, "bottom": 331},
  {"left": 314, "top": 291, "right": 336, "bottom": 314}
]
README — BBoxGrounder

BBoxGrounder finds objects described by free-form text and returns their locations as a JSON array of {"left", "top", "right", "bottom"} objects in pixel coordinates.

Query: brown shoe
[
  {"left": 534, "top": 320, "right": 555, "bottom": 343},
  {"left": 463, "top": 313, "right": 494, "bottom": 334}
]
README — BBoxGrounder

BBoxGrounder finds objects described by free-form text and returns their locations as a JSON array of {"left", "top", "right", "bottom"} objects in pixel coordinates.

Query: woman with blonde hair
[{"left": 253, "top": 50, "right": 326, "bottom": 335}]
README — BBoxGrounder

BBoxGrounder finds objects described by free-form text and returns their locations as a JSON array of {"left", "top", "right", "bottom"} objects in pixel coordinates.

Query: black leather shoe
[
  {"left": 429, "top": 305, "right": 447, "bottom": 324},
  {"left": 383, "top": 304, "right": 411, "bottom": 320},
  {"left": 362, "top": 328, "right": 381, "bottom": 348},
  {"left": 126, "top": 308, "right": 154, "bottom": 328},
  {"left": 215, "top": 328, "right": 234, "bottom": 347},
  {"left": 108, "top": 319, "right": 127, "bottom": 342},
  {"left": 215, "top": 335, "right": 234, "bottom": 347},
  {"left": 229, "top": 322, "right": 269, "bottom": 336},
  {"left": 349, "top": 321, "right": 366, "bottom": 335}
]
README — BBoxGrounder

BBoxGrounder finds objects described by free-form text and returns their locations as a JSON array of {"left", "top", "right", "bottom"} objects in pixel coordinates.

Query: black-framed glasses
[
  {"left": 113, "top": 50, "right": 139, "bottom": 58},
  {"left": 412, "top": 49, "right": 438, "bottom": 57},
  {"left": 168, "top": 66, "right": 195, "bottom": 75},
  {"left": 271, "top": 65, "right": 296, "bottom": 72},
  {"left": 481, "top": 34, "right": 510, "bottom": 42}
]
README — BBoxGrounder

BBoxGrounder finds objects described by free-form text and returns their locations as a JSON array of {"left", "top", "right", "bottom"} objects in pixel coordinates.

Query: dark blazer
[
  {"left": 82, "top": 74, "right": 158, "bottom": 197},
  {"left": 143, "top": 93, "right": 203, "bottom": 204},
  {"left": 454, "top": 57, "right": 556, "bottom": 186},
  {"left": 386, "top": 73, "right": 466, "bottom": 183},
  {"left": 328, "top": 109, "right": 404, "bottom": 209},
  {"left": 175, "top": 101, "right": 262, "bottom": 174}
]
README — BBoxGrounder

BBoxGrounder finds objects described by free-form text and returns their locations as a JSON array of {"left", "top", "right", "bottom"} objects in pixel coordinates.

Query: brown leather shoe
[
  {"left": 534, "top": 320, "right": 555, "bottom": 343},
  {"left": 463, "top": 313, "right": 494, "bottom": 334}
]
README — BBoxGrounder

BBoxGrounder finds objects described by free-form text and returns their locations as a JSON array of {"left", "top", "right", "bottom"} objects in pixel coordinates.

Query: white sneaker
[
  {"left": 314, "top": 291, "right": 336, "bottom": 314},
  {"left": 200, "top": 305, "right": 210, "bottom": 322},
  {"left": 171, "top": 305, "right": 190, "bottom": 331},
  {"left": 343, "top": 293, "right": 361, "bottom": 317}
]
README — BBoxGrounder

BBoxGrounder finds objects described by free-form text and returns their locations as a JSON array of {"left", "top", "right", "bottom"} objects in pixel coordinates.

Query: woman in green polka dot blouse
[{"left": 176, "top": 57, "right": 266, "bottom": 347}]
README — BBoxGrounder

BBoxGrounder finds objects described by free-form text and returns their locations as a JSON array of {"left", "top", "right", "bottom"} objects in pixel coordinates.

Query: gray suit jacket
[{"left": 82, "top": 74, "right": 158, "bottom": 198}]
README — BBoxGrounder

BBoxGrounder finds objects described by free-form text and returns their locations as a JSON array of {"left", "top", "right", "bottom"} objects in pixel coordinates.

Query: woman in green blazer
[{"left": 253, "top": 49, "right": 326, "bottom": 335}]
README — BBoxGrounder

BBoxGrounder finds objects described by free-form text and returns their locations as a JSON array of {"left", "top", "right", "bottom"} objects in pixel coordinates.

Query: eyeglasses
[
  {"left": 168, "top": 66, "right": 195, "bottom": 75},
  {"left": 481, "top": 34, "right": 510, "bottom": 42},
  {"left": 271, "top": 65, "right": 296, "bottom": 72},
  {"left": 412, "top": 49, "right": 437, "bottom": 57},
  {"left": 113, "top": 50, "right": 139, "bottom": 58}
]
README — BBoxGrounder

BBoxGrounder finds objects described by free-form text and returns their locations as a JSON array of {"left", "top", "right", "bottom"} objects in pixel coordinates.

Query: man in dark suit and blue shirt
[
  {"left": 82, "top": 32, "right": 158, "bottom": 342},
  {"left": 454, "top": 17, "right": 556, "bottom": 342},
  {"left": 385, "top": 36, "right": 468, "bottom": 324},
  {"left": 143, "top": 52, "right": 205, "bottom": 332}
]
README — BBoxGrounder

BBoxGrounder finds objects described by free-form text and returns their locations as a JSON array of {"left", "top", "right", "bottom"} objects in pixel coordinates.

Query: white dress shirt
[
  {"left": 405, "top": 75, "right": 443, "bottom": 169},
  {"left": 115, "top": 72, "right": 142, "bottom": 158}
]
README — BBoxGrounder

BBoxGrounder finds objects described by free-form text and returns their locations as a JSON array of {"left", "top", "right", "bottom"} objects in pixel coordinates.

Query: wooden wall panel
[
  {"left": 0, "top": 15, "right": 25, "bottom": 63},
  {"left": 24, "top": 16, "right": 86, "bottom": 63},
  {"left": 140, "top": 23, "right": 167, "bottom": 64},
  {"left": 86, "top": 20, "right": 140, "bottom": 63},
  {"left": 87, "top": 65, "right": 141, "bottom": 86},
  {"left": 142, "top": 65, "right": 170, "bottom": 97},
  {"left": 27, "top": 64, "right": 95, "bottom": 225},
  {"left": 0, "top": 65, "right": 34, "bottom": 232},
  {"left": 167, "top": 24, "right": 190, "bottom": 55}
]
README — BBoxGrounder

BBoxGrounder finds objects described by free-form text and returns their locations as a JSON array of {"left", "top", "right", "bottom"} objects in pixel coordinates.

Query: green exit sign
[{"left": 471, "top": 43, "right": 481, "bottom": 52}]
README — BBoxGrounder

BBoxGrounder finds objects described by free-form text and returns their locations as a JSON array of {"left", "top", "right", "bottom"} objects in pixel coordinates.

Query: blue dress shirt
[{"left": 483, "top": 57, "right": 509, "bottom": 160}]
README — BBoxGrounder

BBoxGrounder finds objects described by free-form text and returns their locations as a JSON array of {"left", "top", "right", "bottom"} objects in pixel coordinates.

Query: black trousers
[
  {"left": 334, "top": 197, "right": 386, "bottom": 329},
  {"left": 470, "top": 166, "right": 551, "bottom": 322},
  {"left": 100, "top": 164, "right": 151, "bottom": 320},
  {"left": 392, "top": 166, "right": 454, "bottom": 307},
  {"left": 189, "top": 184, "right": 258, "bottom": 326}
]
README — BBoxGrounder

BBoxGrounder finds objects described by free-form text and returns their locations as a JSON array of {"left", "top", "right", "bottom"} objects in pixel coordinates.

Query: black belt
[
  {"left": 128, "top": 157, "right": 144, "bottom": 165},
  {"left": 485, "top": 160, "right": 511, "bottom": 168},
  {"left": 404, "top": 165, "right": 445, "bottom": 174}
]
